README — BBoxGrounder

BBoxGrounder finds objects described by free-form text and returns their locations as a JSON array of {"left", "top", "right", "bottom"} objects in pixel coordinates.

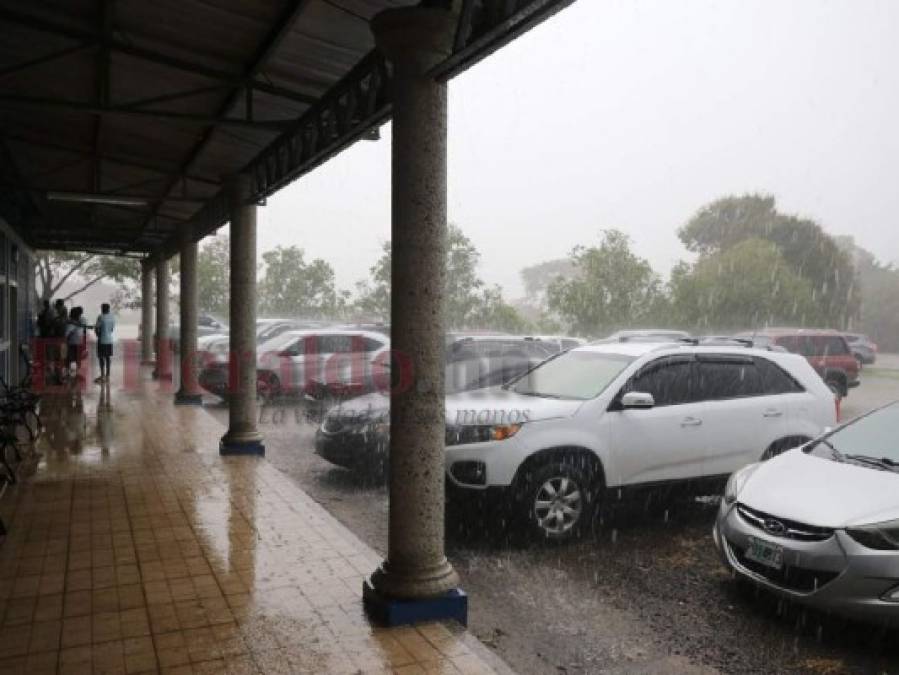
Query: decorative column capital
[{"left": 371, "top": 7, "right": 455, "bottom": 75}]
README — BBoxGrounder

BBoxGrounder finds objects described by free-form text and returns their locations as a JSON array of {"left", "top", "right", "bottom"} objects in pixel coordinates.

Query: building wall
[{"left": 0, "top": 216, "right": 35, "bottom": 385}]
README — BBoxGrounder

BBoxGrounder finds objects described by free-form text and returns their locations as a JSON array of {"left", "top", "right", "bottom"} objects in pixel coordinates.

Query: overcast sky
[{"left": 254, "top": 0, "right": 899, "bottom": 300}]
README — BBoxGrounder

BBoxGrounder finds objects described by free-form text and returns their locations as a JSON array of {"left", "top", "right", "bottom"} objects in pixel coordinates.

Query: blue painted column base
[
  {"left": 363, "top": 580, "right": 468, "bottom": 627},
  {"left": 219, "top": 438, "right": 265, "bottom": 456},
  {"left": 174, "top": 392, "right": 203, "bottom": 406}
]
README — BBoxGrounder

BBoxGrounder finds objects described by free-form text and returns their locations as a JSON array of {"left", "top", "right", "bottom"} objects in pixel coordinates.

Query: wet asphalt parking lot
[{"left": 205, "top": 360, "right": 899, "bottom": 675}]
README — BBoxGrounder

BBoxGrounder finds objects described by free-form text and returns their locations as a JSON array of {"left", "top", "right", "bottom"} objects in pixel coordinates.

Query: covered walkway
[{"left": 0, "top": 369, "right": 504, "bottom": 674}]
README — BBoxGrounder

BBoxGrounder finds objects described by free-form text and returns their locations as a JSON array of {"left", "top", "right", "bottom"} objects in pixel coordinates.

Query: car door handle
[
  {"left": 681, "top": 417, "right": 702, "bottom": 427},
  {"left": 763, "top": 409, "right": 783, "bottom": 418}
]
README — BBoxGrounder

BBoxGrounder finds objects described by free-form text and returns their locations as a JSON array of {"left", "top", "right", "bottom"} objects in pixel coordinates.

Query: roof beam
[
  {"left": 0, "top": 42, "right": 92, "bottom": 79},
  {"left": 0, "top": 94, "right": 294, "bottom": 131},
  {"left": 0, "top": 7, "right": 319, "bottom": 105},
  {"left": 2, "top": 185, "right": 206, "bottom": 205},
  {"left": 3, "top": 134, "right": 221, "bottom": 186},
  {"left": 138, "top": 0, "right": 315, "bottom": 243}
]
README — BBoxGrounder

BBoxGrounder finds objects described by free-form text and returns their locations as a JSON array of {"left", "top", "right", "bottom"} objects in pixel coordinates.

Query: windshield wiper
[
  {"left": 513, "top": 390, "right": 565, "bottom": 399},
  {"left": 811, "top": 437, "right": 845, "bottom": 462},
  {"left": 844, "top": 454, "right": 899, "bottom": 472}
]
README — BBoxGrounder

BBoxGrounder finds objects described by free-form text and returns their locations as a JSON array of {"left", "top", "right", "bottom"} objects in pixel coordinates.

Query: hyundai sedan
[{"left": 715, "top": 401, "right": 899, "bottom": 621}]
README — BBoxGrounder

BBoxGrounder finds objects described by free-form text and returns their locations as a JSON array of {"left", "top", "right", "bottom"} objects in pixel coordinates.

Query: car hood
[
  {"left": 326, "top": 392, "right": 389, "bottom": 420},
  {"left": 446, "top": 387, "right": 583, "bottom": 426},
  {"left": 739, "top": 449, "right": 899, "bottom": 528}
]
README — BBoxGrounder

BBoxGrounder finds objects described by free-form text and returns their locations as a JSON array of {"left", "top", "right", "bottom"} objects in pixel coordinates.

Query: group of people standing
[{"left": 36, "top": 300, "right": 116, "bottom": 384}]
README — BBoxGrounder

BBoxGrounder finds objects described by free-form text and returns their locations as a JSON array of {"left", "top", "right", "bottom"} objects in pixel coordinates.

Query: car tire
[
  {"left": 519, "top": 458, "right": 598, "bottom": 542},
  {"left": 762, "top": 436, "right": 810, "bottom": 461}
]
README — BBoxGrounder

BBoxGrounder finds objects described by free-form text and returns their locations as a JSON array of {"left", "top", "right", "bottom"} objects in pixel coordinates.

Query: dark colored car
[
  {"left": 844, "top": 333, "right": 877, "bottom": 365},
  {"left": 736, "top": 329, "right": 860, "bottom": 398},
  {"left": 314, "top": 355, "right": 534, "bottom": 476}
]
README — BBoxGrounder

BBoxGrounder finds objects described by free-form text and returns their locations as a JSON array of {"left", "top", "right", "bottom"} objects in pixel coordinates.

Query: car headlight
[
  {"left": 724, "top": 463, "right": 760, "bottom": 505},
  {"left": 445, "top": 424, "right": 521, "bottom": 446},
  {"left": 846, "top": 519, "right": 899, "bottom": 550}
]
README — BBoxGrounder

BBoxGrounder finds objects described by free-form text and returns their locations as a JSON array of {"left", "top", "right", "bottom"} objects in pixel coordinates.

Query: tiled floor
[{"left": 0, "top": 372, "right": 506, "bottom": 674}]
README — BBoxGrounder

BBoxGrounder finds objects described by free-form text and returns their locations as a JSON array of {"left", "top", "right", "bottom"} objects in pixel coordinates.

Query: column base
[
  {"left": 220, "top": 433, "right": 265, "bottom": 456},
  {"left": 174, "top": 391, "right": 203, "bottom": 406},
  {"left": 363, "top": 580, "right": 467, "bottom": 627}
]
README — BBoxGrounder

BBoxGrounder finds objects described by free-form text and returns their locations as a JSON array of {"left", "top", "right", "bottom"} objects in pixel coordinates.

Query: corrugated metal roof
[{"left": 0, "top": 0, "right": 574, "bottom": 256}]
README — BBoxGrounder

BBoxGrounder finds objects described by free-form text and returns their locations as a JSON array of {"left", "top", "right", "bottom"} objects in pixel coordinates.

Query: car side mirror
[{"left": 621, "top": 391, "right": 655, "bottom": 409}]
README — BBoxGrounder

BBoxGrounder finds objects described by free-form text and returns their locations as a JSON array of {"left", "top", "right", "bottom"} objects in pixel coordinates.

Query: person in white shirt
[{"left": 94, "top": 303, "right": 116, "bottom": 383}]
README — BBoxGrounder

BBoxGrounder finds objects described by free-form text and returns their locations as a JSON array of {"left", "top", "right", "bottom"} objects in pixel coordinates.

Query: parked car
[
  {"left": 714, "top": 401, "right": 899, "bottom": 622},
  {"left": 198, "top": 329, "right": 389, "bottom": 399},
  {"left": 446, "top": 335, "right": 560, "bottom": 364},
  {"left": 444, "top": 342, "right": 836, "bottom": 540},
  {"left": 735, "top": 328, "right": 860, "bottom": 398},
  {"left": 315, "top": 353, "right": 533, "bottom": 475},
  {"left": 599, "top": 329, "right": 691, "bottom": 343},
  {"left": 844, "top": 332, "right": 878, "bottom": 365},
  {"left": 526, "top": 335, "right": 586, "bottom": 352}
]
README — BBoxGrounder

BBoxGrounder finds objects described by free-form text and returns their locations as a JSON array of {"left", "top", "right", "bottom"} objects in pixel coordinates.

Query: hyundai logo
[{"left": 763, "top": 518, "right": 787, "bottom": 536}]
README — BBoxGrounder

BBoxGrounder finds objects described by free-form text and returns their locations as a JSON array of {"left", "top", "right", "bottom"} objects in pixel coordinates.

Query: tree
[
  {"left": 354, "top": 224, "right": 527, "bottom": 331},
  {"left": 354, "top": 241, "right": 391, "bottom": 320},
  {"left": 520, "top": 258, "right": 574, "bottom": 306},
  {"left": 197, "top": 234, "right": 230, "bottom": 318},
  {"left": 258, "top": 245, "right": 345, "bottom": 318},
  {"left": 669, "top": 239, "right": 817, "bottom": 330},
  {"left": 841, "top": 239, "right": 899, "bottom": 351},
  {"left": 546, "top": 229, "right": 666, "bottom": 337},
  {"left": 471, "top": 286, "right": 531, "bottom": 333},
  {"left": 35, "top": 252, "right": 140, "bottom": 308},
  {"left": 679, "top": 194, "right": 858, "bottom": 327}
]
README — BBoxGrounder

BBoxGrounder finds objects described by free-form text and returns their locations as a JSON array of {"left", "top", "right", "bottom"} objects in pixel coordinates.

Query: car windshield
[
  {"left": 807, "top": 402, "right": 899, "bottom": 471},
  {"left": 507, "top": 351, "right": 634, "bottom": 400}
]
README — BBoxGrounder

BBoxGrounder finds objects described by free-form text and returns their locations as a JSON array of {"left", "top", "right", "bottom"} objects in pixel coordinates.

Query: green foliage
[
  {"left": 354, "top": 224, "right": 527, "bottom": 331},
  {"left": 471, "top": 286, "right": 531, "bottom": 333},
  {"left": 546, "top": 229, "right": 665, "bottom": 337},
  {"left": 850, "top": 243, "right": 899, "bottom": 351},
  {"left": 258, "top": 245, "right": 344, "bottom": 318},
  {"left": 197, "top": 234, "right": 230, "bottom": 318},
  {"left": 679, "top": 194, "right": 858, "bottom": 328},
  {"left": 353, "top": 241, "right": 391, "bottom": 320},
  {"left": 35, "top": 251, "right": 141, "bottom": 309},
  {"left": 669, "top": 239, "right": 817, "bottom": 330},
  {"left": 520, "top": 259, "right": 574, "bottom": 303}
]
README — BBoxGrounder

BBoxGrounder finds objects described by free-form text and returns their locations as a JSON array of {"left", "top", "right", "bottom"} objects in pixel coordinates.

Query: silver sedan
[{"left": 714, "top": 402, "right": 899, "bottom": 622}]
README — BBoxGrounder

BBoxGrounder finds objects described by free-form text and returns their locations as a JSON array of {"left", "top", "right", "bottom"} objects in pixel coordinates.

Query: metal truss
[{"left": 171, "top": 0, "right": 575, "bottom": 256}]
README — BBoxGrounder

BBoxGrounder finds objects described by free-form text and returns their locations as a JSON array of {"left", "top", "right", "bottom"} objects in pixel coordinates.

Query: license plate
[{"left": 745, "top": 537, "right": 784, "bottom": 570}]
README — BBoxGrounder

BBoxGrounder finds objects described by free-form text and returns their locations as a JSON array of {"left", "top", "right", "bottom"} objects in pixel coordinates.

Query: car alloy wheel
[{"left": 533, "top": 475, "right": 583, "bottom": 537}]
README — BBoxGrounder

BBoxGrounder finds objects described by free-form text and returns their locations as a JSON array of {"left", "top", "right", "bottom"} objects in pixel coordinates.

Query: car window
[
  {"left": 318, "top": 335, "right": 356, "bottom": 353},
  {"left": 527, "top": 341, "right": 556, "bottom": 358},
  {"left": 509, "top": 351, "right": 634, "bottom": 400},
  {"left": 695, "top": 359, "right": 763, "bottom": 400},
  {"left": 822, "top": 336, "right": 849, "bottom": 355},
  {"left": 280, "top": 339, "right": 304, "bottom": 357},
  {"left": 754, "top": 357, "right": 804, "bottom": 394},
  {"left": 362, "top": 337, "right": 385, "bottom": 353},
  {"left": 807, "top": 402, "right": 899, "bottom": 465},
  {"left": 624, "top": 357, "right": 695, "bottom": 406}
]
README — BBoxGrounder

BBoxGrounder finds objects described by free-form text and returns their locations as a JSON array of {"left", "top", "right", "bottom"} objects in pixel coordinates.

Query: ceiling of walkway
[{"left": 0, "top": 0, "right": 573, "bottom": 257}]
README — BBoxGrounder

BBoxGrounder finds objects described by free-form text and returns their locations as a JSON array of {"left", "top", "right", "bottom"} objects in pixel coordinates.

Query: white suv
[{"left": 444, "top": 342, "right": 836, "bottom": 540}]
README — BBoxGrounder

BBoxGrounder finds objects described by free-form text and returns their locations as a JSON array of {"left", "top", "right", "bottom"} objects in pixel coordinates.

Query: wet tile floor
[{"left": 0, "top": 373, "right": 505, "bottom": 674}]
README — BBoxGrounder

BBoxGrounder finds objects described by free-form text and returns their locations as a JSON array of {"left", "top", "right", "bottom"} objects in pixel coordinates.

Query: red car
[{"left": 736, "top": 328, "right": 860, "bottom": 398}]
